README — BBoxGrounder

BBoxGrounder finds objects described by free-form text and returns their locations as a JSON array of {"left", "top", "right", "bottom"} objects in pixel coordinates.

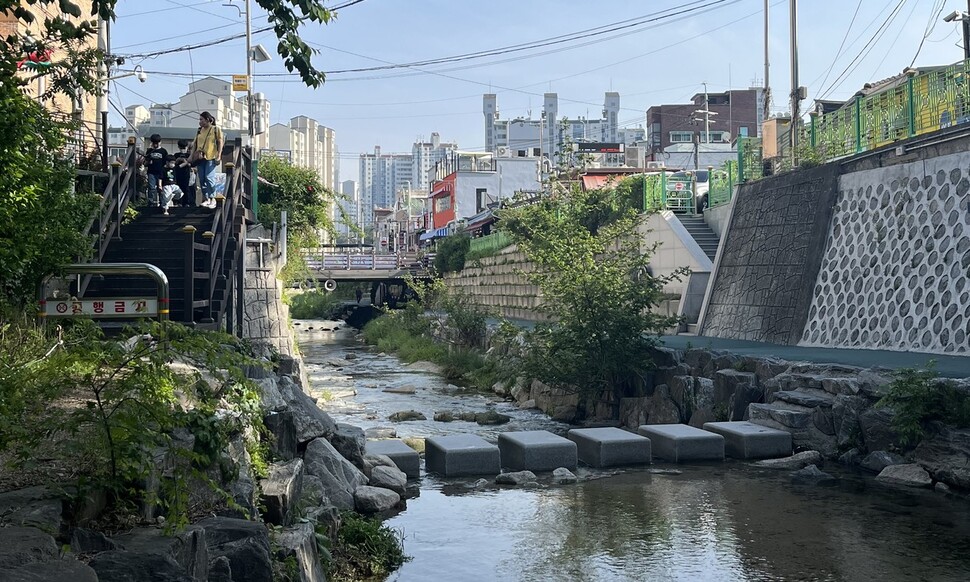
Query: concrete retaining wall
[
  {"left": 799, "top": 150, "right": 970, "bottom": 354},
  {"left": 699, "top": 164, "right": 841, "bottom": 344}
]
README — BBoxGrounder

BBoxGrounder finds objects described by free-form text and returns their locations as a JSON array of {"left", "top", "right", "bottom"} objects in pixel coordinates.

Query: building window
[
  {"left": 670, "top": 131, "right": 693, "bottom": 143},
  {"left": 700, "top": 131, "right": 727, "bottom": 143},
  {"left": 739, "top": 127, "right": 749, "bottom": 137},
  {"left": 434, "top": 196, "right": 451, "bottom": 213}
]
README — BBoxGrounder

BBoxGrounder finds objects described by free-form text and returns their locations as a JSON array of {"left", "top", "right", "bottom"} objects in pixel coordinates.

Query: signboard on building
[
  {"left": 574, "top": 142, "right": 625, "bottom": 153},
  {"left": 259, "top": 149, "right": 292, "bottom": 161},
  {"left": 232, "top": 75, "right": 249, "bottom": 91},
  {"left": 42, "top": 298, "right": 159, "bottom": 319}
]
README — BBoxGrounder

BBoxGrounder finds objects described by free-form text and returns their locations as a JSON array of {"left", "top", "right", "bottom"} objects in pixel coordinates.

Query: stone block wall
[
  {"left": 243, "top": 226, "right": 294, "bottom": 357},
  {"left": 443, "top": 247, "right": 547, "bottom": 322},
  {"left": 700, "top": 164, "right": 841, "bottom": 344}
]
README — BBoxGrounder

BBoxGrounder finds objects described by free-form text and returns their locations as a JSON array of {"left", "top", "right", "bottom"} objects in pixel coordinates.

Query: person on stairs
[
  {"left": 188, "top": 111, "right": 224, "bottom": 209},
  {"left": 159, "top": 160, "right": 184, "bottom": 215},
  {"left": 144, "top": 134, "right": 168, "bottom": 207},
  {"left": 172, "top": 139, "right": 197, "bottom": 207}
]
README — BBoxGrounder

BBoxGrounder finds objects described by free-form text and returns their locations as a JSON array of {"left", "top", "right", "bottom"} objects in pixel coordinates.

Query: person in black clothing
[
  {"left": 172, "top": 139, "right": 196, "bottom": 206},
  {"left": 144, "top": 134, "right": 168, "bottom": 207}
]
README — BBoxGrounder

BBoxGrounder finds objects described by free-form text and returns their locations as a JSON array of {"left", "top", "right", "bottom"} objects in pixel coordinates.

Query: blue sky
[{"left": 108, "top": 0, "right": 962, "bottom": 180}]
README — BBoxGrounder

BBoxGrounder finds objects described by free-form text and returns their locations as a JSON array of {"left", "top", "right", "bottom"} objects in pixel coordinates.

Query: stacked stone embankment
[{"left": 443, "top": 247, "right": 546, "bottom": 321}]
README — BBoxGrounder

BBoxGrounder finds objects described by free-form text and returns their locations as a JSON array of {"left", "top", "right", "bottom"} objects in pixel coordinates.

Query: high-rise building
[
  {"left": 336, "top": 180, "right": 359, "bottom": 241},
  {"left": 411, "top": 132, "right": 458, "bottom": 190},
  {"left": 266, "top": 116, "right": 338, "bottom": 196},
  {"left": 484, "top": 92, "right": 626, "bottom": 164}
]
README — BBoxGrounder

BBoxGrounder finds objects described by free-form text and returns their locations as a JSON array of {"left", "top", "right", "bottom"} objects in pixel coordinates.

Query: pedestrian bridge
[{"left": 300, "top": 249, "right": 432, "bottom": 282}]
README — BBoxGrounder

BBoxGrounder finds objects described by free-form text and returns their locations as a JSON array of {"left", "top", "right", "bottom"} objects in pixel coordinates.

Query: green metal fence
[
  {"left": 740, "top": 57, "right": 970, "bottom": 182},
  {"left": 468, "top": 230, "right": 511, "bottom": 256},
  {"left": 708, "top": 161, "right": 735, "bottom": 208}
]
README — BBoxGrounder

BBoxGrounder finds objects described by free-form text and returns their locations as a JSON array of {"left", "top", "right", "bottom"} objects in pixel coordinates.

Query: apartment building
[{"left": 645, "top": 87, "right": 763, "bottom": 156}]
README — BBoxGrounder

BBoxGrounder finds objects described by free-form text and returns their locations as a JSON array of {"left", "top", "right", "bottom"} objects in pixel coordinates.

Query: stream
[{"left": 296, "top": 320, "right": 970, "bottom": 582}]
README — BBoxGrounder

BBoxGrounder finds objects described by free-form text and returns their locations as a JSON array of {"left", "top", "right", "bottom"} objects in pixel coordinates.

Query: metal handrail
[{"left": 40, "top": 262, "right": 170, "bottom": 323}]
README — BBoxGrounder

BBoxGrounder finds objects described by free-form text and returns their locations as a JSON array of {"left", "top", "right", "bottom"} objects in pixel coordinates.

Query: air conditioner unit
[
  {"left": 496, "top": 146, "right": 510, "bottom": 157},
  {"left": 645, "top": 161, "right": 666, "bottom": 169}
]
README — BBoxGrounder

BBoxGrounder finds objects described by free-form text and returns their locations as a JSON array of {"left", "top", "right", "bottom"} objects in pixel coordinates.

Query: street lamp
[{"left": 944, "top": 8, "right": 970, "bottom": 61}]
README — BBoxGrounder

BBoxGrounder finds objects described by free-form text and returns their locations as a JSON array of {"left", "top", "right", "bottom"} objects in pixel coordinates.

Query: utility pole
[
  {"left": 789, "top": 0, "right": 800, "bottom": 166},
  {"left": 764, "top": 0, "right": 771, "bottom": 126},
  {"left": 97, "top": 17, "right": 109, "bottom": 171}
]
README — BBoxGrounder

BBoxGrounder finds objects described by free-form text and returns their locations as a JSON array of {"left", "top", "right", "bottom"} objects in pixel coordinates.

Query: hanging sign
[{"left": 232, "top": 75, "right": 249, "bottom": 91}]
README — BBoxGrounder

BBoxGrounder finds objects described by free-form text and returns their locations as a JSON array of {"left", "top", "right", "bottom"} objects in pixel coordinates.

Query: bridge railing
[{"left": 301, "top": 250, "right": 402, "bottom": 271}]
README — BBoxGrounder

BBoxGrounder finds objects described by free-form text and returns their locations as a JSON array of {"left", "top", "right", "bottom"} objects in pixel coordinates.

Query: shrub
[
  {"left": 434, "top": 233, "right": 470, "bottom": 273},
  {"left": 288, "top": 290, "right": 339, "bottom": 319},
  {"left": 328, "top": 512, "right": 410, "bottom": 581},
  {"left": 878, "top": 364, "right": 970, "bottom": 445}
]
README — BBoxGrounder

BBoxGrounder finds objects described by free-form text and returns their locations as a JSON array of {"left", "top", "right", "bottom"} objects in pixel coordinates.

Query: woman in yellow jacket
[{"left": 189, "top": 111, "right": 224, "bottom": 209}]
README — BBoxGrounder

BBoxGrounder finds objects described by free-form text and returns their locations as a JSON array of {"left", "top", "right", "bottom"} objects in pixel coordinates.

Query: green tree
[
  {"left": 433, "top": 232, "right": 470, "bottom": 273},
  {"left": 0, "top": 80, "right": 95, "bottom": 304},
  {"left": 500, "top": 179, "right": 684, "bottom": 419},
  {"left": 257, "top": 156, "right": 339, "bottom": 283}
]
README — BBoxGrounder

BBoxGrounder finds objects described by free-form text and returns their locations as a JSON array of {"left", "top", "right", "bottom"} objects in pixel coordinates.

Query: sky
[{"left": 107, "top": 0, "right": 963, "bottom": 181}]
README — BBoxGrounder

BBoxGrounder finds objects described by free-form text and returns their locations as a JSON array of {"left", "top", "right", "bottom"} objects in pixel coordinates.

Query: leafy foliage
[
  {"left": 878, "top": 364, "right": 970, "bottom": 445},
  {"left": 0, "top": 78, "right": 96, "bottom": 304},
  {"left": 433, "top": 232, "right": 471, "bottom": 273},
  {"left": 0, "top": 317, "right": 265, "bottom": 528},
  {"left": 499, "top": 180, "right": 684, "bottom": 417},
  {"left": 328, "top": 512, "right": 411, "bottom": 582}
]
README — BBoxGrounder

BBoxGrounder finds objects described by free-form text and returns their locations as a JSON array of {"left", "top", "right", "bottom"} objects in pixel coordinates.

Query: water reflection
[{"left": 296, "top": 320, "right": 970, "bottom": 582}]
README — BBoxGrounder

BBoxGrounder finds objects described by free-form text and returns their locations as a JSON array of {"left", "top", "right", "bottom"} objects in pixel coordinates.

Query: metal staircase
[{"left": 72, "top": 139, "right": 253, "bottom": 332}]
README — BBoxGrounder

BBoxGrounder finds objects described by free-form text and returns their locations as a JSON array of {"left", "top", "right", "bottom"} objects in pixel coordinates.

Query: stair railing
[
  {"left": 182, "top": 138, "right": 249, "bottom": 330},
  {"left": 78, "top": 138, "right": 138, "bottom": 296}
]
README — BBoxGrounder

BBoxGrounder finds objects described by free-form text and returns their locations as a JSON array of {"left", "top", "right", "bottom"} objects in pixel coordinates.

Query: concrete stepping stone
[
  {"left": 637, "top": 424, "right": 724, "bottom": 462},
  {"left": 566, "top": 427, "right": 652, "bottom": 468},
  {"left": 365, "top": 439, "right": 421, "bottom": 479},
  {"left": 424, "top": 434, "right": 500, "bottom": 477},
  {"left": 498, "top": 430, "right": 577, "bottom": 472},
  {"left": 702, "top": 421, "right": 792, "bottom": 459}
]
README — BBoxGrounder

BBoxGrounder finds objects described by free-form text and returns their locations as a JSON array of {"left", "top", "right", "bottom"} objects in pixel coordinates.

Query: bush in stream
[{"left": 327, "top": 512, "right": 411, "bottom": 581}]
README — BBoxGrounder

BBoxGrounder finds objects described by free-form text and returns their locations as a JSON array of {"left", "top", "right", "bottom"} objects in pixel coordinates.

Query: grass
[{"left": 328, "top": 512, "right": 411, "bottom": 582}]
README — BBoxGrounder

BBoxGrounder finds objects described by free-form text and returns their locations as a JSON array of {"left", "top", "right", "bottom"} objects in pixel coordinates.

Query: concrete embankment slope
[{"left": 699, "top": 131, "right": 970, "bottom": 357}]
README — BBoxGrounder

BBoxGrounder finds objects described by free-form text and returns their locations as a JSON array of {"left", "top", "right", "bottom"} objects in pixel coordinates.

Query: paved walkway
[{"left": 660, "top": 335, "right": 970, "bottom": 379}]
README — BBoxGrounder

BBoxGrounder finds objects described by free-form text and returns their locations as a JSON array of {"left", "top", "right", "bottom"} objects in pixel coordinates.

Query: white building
[
  {"left": 485, "top": 92, "right": 636, "bottom": 166},
  {"left": 266, "top": 116, "right": 338, "bottom": 193},
  {"left": 411, "top": 132, "right": 458, "bottom": 190},
  {"left": 337, "top": 179, "right": 359, "bottom": 241}
]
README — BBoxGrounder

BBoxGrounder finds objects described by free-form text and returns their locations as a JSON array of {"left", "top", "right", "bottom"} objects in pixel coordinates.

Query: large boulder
[
  {"left": 0, "top": 487, "right": 63, "bottom": 536},
  {"left": 70, "top": 527, "right": 122, "bottom": 553},
  {"left": 89, "top": 551, "right": 193, "bottom": 582},
  {"left": 207, "top": 556, "right": 232, "bottom": 582},
  {"left": 860, "top": 451, "right": 906, "bottom": 474},
  {"left": 273, "top": 523, "right": 326, "bottom": 582},
  {"left": 0, "top": 527, "right": 57, "bottom": 569},
  {"left": 913, "top": 425, "right": 970, "bottom": 489},
  {"left": 0, "top": 559, "right": 98, "bottom": 582},
  {"left": 370, "top": 465, "right": 408, "bottom": 496},
  {"left": 790, "top": 464, "right": 837, "bottom": 485},
  {"left": 197, "top": 517, "right": 272, "bottom": 582},
  {"left": 353, "top": 486, "right": 401, "bottom": 514},
  {"left": 876, "top": 464, "right": 933, "bottom": 488},
  {"left": 858, "top": 407, "right": 899, "bottom": 452},
  {"left": 277, "top": 375, "right": 337, "bottom": 445},
  {"left": 831, "top": 395, "right": 869, "bottom": 449},
  {"left": 303, "top": 437, "right": 368, "bottom": 510},
  {"left": 111, "top": 525, "right": 207, "bottom": 581},
  {"left": 264, "top": 410, "right": 298, "bottom": 461},
  {"left": 260, "top": 459, "right": 305, "bottom": 526},
  {"left": 713, "top": 369, "right": 757, "bottom": 405},
  {"left": 331, "top": 423, "right": 366, "bottom": 470},
  {"left": 255, "top": 377, "right": 286, "bottom": 412},
  {"left": 753, "top": 450, "right": 823, "bottom": 470},
  {"left": 645, "top": 384, "right": 683, "bottom": 424}
]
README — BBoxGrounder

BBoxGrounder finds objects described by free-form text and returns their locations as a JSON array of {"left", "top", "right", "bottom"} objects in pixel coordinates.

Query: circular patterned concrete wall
[{"left": 800, "top": 156, "right": 970, "bottom": 354}]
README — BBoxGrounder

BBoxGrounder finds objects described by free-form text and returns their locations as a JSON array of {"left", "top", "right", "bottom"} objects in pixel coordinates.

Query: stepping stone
[
  {"left": 498, "top": 430, "right": 577, "bottom": 472},
  {"left": 365, "top": 439, "right": 421, "bottom": 479},
  {"left": 425, "top": 434, "right": 500, "bottom": 477},
  {"left": 566, "top": 427, "right": 652, "bottom": 468},
  {"left": 637, "top": 424, "right": 724, "bottom": 462},
  {"left": 702, "top": 421, "right": 792, "bottom": 459}
]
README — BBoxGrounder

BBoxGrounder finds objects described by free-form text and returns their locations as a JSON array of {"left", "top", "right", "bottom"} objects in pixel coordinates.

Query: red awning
[{"left": 581, "top": 174, "right": 620, "bottom": 190}]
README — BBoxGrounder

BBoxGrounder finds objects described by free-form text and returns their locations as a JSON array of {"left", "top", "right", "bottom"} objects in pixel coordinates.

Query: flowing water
[{"left": 296, "top": 320, "right": 970, "bottom": 582}]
